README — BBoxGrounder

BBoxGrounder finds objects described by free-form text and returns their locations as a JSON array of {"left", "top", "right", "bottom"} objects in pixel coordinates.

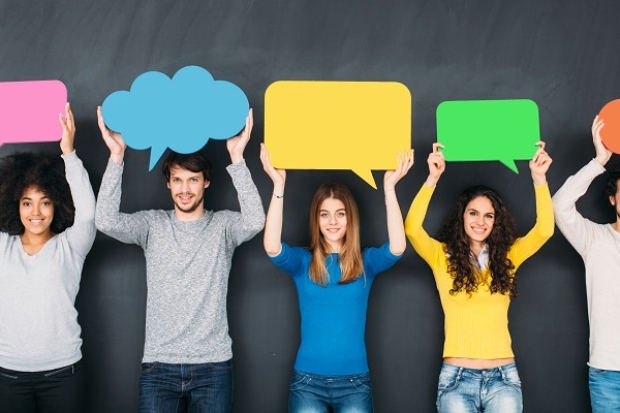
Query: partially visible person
[
  {"left": 553, "top": 116, "right": 620, "bottom": 413},
  {"left": 405, "top": 142, "right": 553, "bottom": 413},
  {"left": 261, "top": 144, "right": 413, "bottom": 413},
  {"left": 0, "top": 103, "right": 97, "bottom": 413},
  {"left": 95, "top": 107, "right": 264, "bottom": 413}
]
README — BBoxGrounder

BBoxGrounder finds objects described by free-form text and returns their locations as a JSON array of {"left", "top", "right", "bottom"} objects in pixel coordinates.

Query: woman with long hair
[
  {"left": 405, "top": 142, "right": 553, "bottom": 413},
  {"left": 260, "top": 144, "right": 413, "bottom": 412},
  {"left": 0, "top": 103, "right": 97, "bottom": 413}
]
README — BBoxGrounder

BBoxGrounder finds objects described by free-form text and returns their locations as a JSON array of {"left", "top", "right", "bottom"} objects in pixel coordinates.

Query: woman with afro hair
[
  {"left": 0, "top": 103, "right": 96, "bottom": 413},
  {"left": 405, "top": 142, "right": 554, "bottom": 413}
]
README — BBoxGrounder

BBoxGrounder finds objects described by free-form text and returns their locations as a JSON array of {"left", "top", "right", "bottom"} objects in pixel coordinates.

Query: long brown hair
[
  {"left": 308, "top": 183, "right": 364, "bottom": 285},
  {"left": 437, "top": 185, "right": 519, "bottom": 298}
]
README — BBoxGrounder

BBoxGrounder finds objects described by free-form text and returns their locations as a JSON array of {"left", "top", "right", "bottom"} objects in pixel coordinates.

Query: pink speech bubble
[{"left": 0, "top": 80, "right": 67, "bottom": 147}]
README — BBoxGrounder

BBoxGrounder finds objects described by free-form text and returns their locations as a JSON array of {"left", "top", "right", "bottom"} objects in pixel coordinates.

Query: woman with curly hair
[
  {"left": 405, "top": 142, "right": 554, "bottom": 413},
  {"left": 0, "top": 103, "right": 96, "bottom": 413},
  {"left": 260, "top": 144, "right": 413, "bottom": 413}
]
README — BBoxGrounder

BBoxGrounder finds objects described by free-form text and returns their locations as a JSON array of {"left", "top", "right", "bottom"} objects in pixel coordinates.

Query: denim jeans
[
  {"left": 436, "top": 362, "right": 522, "bottom": 413},
  {"left": 590, "top": 367, "right": 620, "bottom": 412},
  {"left": 288, "top": 369, "right": 373, "bottom": 413},
  {"left": 138, "top": 360, "right": 233, "bottom": 413},
  {"left": 0, "top": 360, "right": 85, "bottom": 413}
]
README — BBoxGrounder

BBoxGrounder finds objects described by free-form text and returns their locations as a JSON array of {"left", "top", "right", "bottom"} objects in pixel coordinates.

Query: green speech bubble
[{"left": 436, "top": 99, "right": 540, "bottom": 173}]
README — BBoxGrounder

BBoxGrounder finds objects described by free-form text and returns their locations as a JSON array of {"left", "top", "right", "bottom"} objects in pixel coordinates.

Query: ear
[
  {"left": 167, "top": 181, "right": 171, "bottom": 189},
  {"left": 204, "top": 180, "right": 210, "bottom": 189},
  {"left": 610, "top": 195, "right": 616, "bottom": 206}
]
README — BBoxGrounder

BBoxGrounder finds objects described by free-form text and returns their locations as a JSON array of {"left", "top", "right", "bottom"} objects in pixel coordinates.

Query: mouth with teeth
[{"left": 178, "top": 193, "right": 194, "bottom": 203}]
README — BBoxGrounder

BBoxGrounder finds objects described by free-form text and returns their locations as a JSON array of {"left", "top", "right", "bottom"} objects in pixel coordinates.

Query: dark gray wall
[{"left": 1, "top": 0, "right": 619, "bottom": 411}]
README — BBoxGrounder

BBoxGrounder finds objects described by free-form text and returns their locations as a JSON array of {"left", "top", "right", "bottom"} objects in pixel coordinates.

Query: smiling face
[
  {"left": 318, "top": 197, "right": 348, "bottom": 252},
  {"left": 167, "top": 165, "right": 210, "bottom": 219},
  {"left": 20, "top": 186, "right": 54, "bottom": 238},
  {"left": 463, "top": 195, "right": 495, "bottom": 250}
]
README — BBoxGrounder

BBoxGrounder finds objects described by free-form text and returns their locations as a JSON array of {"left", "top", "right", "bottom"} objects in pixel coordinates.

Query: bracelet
[{"left": 273, "top": 193, "right": 284, "bottom": 199}]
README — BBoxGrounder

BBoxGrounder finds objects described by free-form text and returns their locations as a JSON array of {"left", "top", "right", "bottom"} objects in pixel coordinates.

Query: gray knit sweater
[
  {"left": 0, "top": 151, "right": 96, "bottom": 371},
  {"left": 95, "top": 159, "right": 264, "bottom": 364},
  {"left": 552, "top": 159, "right": 620, "bottom": 370}
]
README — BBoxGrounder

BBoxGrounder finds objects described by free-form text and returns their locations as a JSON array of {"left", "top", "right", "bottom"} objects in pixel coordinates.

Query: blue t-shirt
[{"left": 270, "top": 242, "right": 400, "bottom": 375}]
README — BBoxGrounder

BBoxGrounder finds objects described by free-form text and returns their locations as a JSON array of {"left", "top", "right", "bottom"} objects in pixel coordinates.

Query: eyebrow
[
  {"left": 20, "top": 196, "right": 51, "bottom": 201},
  {"left": 320, "top": 209, "right": 346, "bottom": 213},
  {"left": 467, "top": 208, "right": 494, "bottom": 215}
]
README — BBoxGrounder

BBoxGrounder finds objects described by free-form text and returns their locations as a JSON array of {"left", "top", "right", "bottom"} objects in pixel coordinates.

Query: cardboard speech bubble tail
[
  {"left": 499, "top": 158, "right": 519, "bottom": 174},
  {"left": 352, "top": 168, "right": 377, "bottom": 189},
  {"left": 149, "top": 145, "right": 167, "bottom": 171}
]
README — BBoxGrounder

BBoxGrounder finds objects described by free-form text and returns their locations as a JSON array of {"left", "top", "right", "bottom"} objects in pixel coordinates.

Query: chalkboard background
[{"left": 1, "top": 0, "right": 619, "bottom": 411}]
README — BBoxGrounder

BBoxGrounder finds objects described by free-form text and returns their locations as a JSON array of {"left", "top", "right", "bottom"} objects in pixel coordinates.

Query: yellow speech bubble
[{"left": 264, "top": 81, "right": 411, "bottom": 188}]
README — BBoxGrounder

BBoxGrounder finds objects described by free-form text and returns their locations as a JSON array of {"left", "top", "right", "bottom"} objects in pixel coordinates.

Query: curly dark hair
[
  {"left": 0, "top": 152, "right": 74, "bottom": 235},
  {"left": 604, "top": 162, "right": 620, "bottom": 204},
  {"left": 437, "top": 185, "right": 519, "bottom": 298}
]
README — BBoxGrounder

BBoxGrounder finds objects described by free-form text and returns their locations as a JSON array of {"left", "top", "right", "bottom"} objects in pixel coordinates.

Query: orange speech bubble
[{"left": 599, "top": 99, "right": 620, "bottom": 154}]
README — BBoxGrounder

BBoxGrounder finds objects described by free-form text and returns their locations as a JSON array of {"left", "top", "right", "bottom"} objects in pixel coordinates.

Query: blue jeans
[
  {"left": 138, "top": 360, "right": 233, "bottom": 413},
  {"left": 288, "top": 369, "right": 373, "bottom": 413},
  {"left": 0, "top": 360, "right": 85, "bottom": 413},
  {"left": 436, "top": 362, "right": 522, "bottom": 413},
  {"left": 590, "top": 367, "right": 620, "bottom": 412}
]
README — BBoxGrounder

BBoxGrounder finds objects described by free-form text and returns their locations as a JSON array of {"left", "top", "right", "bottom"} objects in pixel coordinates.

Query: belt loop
[
  {"left": 498, "top": 365, "right": 505, "bottom": 379},
  {"left": 457, "top": 367, "right": 463, "bottom": 380}
]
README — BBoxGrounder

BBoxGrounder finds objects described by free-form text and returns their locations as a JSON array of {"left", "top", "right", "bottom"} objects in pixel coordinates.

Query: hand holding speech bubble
[
  {"left": 0, "top": 80, "right": 67, "bottom": 148},
  {"left": 598, "top": 99, "right": 620, "bottom": 154},
  {"left": 436, "top": 99, "right": 540, "bottom": 173},
  {"left": 264, "top": 81, "right": 411, "bottom": 189},
  {"left": 101, "top": 66, "right": 249, "bottom": 170}
]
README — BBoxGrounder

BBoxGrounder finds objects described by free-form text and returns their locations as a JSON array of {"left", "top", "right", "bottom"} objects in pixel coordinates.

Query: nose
[{"left": 32, "top": 204, "right": 41, "bottom": 216}]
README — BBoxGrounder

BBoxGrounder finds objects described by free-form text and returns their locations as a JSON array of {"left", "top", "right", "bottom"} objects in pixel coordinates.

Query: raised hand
[
  {"left": 227, "top": 109, "right": 253, "bottom": 164},
  {"left": 529, "top": 141, "right": 553, "bottom": 185},
  {"left": 425, "top": 142, "right": 446, "bottom": 187},
  {"left": 59, "top": 102, "right": 76, "bottom": 155},
  {"left": 384, "top": 149, "right": 414, "bottom": 190},
  {"left": 97, "top": 106, "right": 126, "bottom": 164},
  {"left": 260, "top": 143, "right": 286, "bottom": 191},
  {"left": 592, "top": 115, "right": 612, "bottom": 166}
]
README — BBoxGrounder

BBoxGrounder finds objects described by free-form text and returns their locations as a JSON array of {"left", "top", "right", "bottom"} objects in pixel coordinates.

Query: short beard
[{"left": 173, "top": 193, "right": 205, "bottom": 215}]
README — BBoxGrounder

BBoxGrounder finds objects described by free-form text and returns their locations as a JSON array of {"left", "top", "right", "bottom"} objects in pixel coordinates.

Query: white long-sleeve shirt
[
  {"left": 553, "top": 159, "right": 620, "bottom": 370},
  {"left": 0, "top": 151, "right": 96, "bottom": 372}
]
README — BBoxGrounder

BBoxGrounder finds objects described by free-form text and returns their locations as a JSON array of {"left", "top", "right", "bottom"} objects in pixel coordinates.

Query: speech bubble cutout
[
  {"left": 0, "top": 80, "right": 67, "bottom": 147},
  {"left": 436, "top": 99, "right": 540, "bottom": 173},
  {"left": 598, "top": 99, "right": 620, "bottom": 154},
  {"left": 102, "top": 66, "right": 249, "bottom": 170},
  {"left": 264, "top": 81, "right": 411, "bottom": 189}
]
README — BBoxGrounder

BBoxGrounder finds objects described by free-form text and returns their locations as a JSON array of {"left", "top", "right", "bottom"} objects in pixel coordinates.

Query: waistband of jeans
[
  {"left": 293, "top": 369, "right": 371, "bottom": 381},
  {"left": 441, "top": 362, "right": 517, "bottom": 375}
]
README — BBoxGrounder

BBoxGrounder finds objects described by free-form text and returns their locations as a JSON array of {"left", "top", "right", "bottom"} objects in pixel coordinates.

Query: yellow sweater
[{"left": 405, "top": 183, "right": 554, "bottom": 359}]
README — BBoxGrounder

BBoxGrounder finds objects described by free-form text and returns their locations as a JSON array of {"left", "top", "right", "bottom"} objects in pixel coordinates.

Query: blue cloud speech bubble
[{"left": 102, "top": 66, "right": 249, "bottom": 170}]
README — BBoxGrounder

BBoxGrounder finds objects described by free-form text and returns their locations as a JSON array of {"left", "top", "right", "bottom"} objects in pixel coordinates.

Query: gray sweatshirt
[
  {"left": 95, "top": 159, "right": 265, "bottom": 364},
  {"left": 552, "top": 159, "right": 620, "bottom": 370},
  {"left": 0, "top": 151, "right": 96, "bottom": 372}
]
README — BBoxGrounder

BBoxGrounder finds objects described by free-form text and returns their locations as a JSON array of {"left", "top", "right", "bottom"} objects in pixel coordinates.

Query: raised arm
[
  {"left": 59, "top": 103, "right": 96, "bottom": 257},
  {"left": 552, "top": 117, "right": 609, "bottom": 254},
  {"left": 94, "top": 106, "right": 150, "bottom": 246},
  {"left": 260, "top": 144, "right": 286, "bottom": 257},
  {"left": 404, "top": 143, "right": 445, "bottom": 263},
  {"left": 383, "top": 150, "right": 414, "bottom": 255},
  {"left": 510, "top": 141, "right": 554, "bottom": 265},
  {"left": 224, "top": 110, "right": 265, "bottom": 244}
]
